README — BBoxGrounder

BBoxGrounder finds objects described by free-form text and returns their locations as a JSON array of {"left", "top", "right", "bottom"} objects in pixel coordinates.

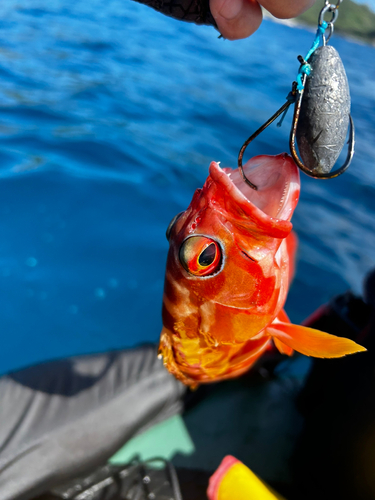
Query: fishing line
[{"left": 238, "top": 0, "right": 354, "bottom": 189}]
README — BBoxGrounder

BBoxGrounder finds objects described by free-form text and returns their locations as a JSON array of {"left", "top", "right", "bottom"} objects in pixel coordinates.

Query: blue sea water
[{"left": 0, "top": 0, "right": 374, "bottom": 375}]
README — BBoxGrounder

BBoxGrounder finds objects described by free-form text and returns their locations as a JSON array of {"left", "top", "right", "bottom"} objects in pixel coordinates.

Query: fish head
[{"left": 160, "top": 154, "right": 300, "bottom": 384}]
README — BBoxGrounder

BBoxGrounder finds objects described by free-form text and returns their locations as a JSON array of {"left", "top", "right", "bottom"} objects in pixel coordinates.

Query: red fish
[{"left": 159, "top": 154, "right": 365, "bottom": 387}]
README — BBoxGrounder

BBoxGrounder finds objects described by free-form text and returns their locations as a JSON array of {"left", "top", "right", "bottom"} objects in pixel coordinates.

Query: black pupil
[{"left": 198, "top": 243, "right": 216, "bottom": 266}]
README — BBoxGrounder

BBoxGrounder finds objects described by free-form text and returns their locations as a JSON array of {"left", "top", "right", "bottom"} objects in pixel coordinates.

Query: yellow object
[{"left": 207, "top": 456, "right": 286, "bottom": 500}]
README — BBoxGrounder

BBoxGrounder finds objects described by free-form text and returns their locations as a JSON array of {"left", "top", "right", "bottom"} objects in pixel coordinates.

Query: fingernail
[{"left": 218, "top": 0, "right": 242, "bottom": 20}]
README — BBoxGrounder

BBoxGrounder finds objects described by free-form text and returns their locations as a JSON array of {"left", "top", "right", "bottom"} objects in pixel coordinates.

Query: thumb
[{"left": 210, "top": 0, "right": 262, "bottom": 40}]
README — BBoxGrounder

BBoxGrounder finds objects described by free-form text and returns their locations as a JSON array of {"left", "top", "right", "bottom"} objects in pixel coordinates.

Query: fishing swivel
[{"left": 239, "top": 0, "right": 354, "bottom": 191}]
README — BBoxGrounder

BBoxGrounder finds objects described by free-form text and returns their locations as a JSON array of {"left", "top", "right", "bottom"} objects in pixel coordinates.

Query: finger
[
  {"left": 210, "top": 0, "right": 263, "bottom": 40},
  {"left": 259, "top": 0, "right": 316, "bottom": 19}
]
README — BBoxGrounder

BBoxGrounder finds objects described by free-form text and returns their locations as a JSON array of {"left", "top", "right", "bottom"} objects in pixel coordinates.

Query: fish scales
[{"left": 159, "top": 154, "right": 365, "bottom": 387}]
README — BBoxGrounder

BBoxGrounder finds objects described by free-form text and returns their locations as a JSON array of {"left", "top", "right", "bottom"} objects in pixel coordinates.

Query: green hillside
[{"left": 297, "top": 0, "right": 375, "bottom": 44}]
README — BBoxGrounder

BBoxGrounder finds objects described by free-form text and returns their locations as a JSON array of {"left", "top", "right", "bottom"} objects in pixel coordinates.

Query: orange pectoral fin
[
  {"left": 272, "top": 309, "right": 294, "bottom": 356},
  {"left": 267, "top": 322, "right": 366, "bottom": 358},
  {"left": 273, "top": 337, "right": 294, "bottom": 356}
]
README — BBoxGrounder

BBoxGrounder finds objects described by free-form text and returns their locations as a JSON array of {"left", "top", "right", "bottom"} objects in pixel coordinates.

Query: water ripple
[{"left": 0, "top": 0, "right": 374, "bottom": 372}]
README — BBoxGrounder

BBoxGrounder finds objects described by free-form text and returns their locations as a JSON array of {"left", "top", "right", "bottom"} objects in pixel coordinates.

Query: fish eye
[
  {"left": 166, "top": 212, "right": 183, "bottom": 241},
  {"left": 179, "top": 236, "right": 222, "bottom": 277}
]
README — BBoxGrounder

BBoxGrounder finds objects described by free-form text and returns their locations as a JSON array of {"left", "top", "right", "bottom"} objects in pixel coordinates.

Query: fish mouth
[{"left": 212, "top": 154, "right": 300, "bottom": 221}]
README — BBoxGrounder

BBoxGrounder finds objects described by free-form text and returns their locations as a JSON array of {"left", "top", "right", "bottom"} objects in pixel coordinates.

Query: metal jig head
[{"left": 238, "top": 0, "right": 354, "bottom": 190}]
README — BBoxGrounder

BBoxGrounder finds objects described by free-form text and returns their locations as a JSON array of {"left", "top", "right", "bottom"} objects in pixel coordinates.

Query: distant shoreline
[
  {"left": 297, "top": 0, "right": 375, "bottom": 45},
  {"left": 263, "top": 12, "right": 375, "bottom": 47},
  {"left": 263, "top": 1, "right": 375, "bottom": 46}
]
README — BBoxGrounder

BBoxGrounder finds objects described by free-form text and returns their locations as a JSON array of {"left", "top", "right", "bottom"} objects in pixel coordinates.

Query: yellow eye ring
[{"left": 179, "top": 236, "right": 222, "bottom": 277}]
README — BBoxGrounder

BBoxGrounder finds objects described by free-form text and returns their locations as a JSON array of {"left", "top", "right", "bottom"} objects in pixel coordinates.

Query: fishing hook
[
  {"left": 238, "top": 84, "right": 298, "bottom": 191},
  {"left": 238, "top": 0, "right": 354, "bottom": 190},
  {"left": 238, "top": 74, "right": 354, "bottom": 189}
]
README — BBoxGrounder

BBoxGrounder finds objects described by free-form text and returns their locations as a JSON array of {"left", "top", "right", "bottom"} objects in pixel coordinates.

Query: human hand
[{"left": 210, "top": 0, "right": 316, "bottom": 40}]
